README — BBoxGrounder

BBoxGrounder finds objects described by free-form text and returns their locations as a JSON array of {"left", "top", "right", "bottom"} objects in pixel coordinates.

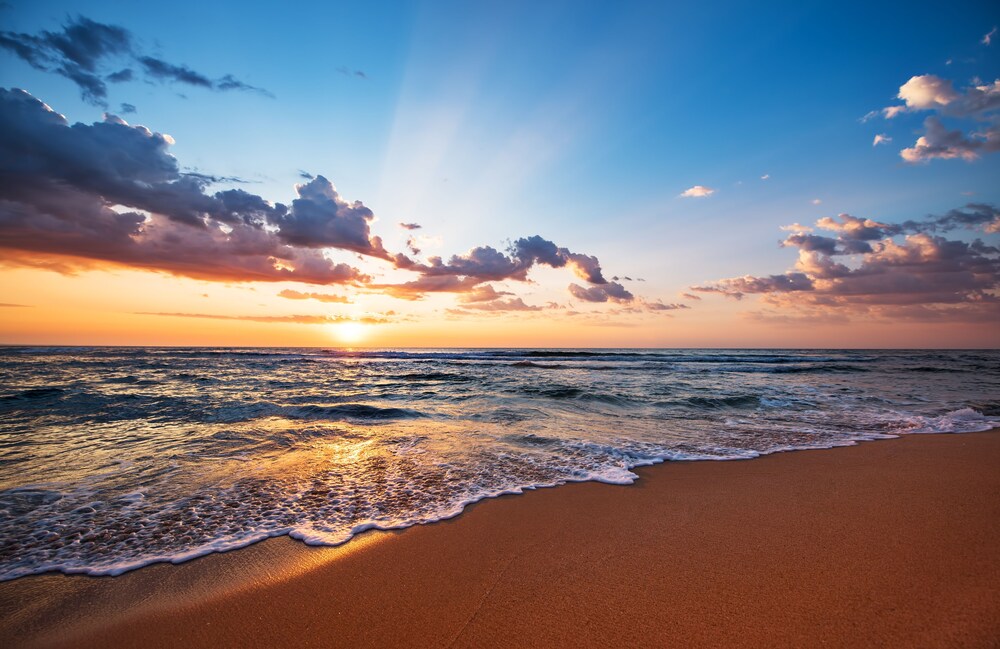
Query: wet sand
[{"left": 2, "top": 431, "right": 999, "bottom": 648}]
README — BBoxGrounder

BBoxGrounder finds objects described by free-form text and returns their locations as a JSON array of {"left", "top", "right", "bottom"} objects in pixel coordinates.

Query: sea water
[{"left": 0, "top": 347, "right": 997, "bottom": 580}]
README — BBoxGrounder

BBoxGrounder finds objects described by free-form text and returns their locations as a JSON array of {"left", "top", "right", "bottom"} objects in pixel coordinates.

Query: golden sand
[{"left": 3, "top": 431, "right": 999, "bottom": 648}]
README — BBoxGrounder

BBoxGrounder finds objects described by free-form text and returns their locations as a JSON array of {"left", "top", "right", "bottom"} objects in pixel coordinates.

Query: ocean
[{"left": 0, "top": 347, "right": 997, "bottom": 581}]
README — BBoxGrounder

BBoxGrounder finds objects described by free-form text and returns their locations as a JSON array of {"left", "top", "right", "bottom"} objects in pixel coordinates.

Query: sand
[{"left": 2, "top": 431, "right": 999, "bottom": 648}]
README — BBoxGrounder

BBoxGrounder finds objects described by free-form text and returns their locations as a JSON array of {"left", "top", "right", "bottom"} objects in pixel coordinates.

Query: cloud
[
  {"left": 459, "top": 284, "right": 514, "bottom": 303},
  {"left": 642, "top": 301, "right": 690, "bottom": 311},
  {"left": 0, "top": 89, "right": 645, "bottom": 313},
  {"left": 398, "top": 222, "right": 421, "bottom": 230},
  {"left": 811, "top": 199, "right": 822, "bottom": 205},
  {"left": 692, "top": 273, "right": 813, "bottom": 300},
  {"left": 405, "top": 235, "right": 609, "bottom": 287},
  {"left": 882, "top": 105, "right": 906, "bottom": 119},
  {"left": 984, "top": 26, "right": 997, "bottom": 46},
  {"left": 881, "top": 75, "right": 1000, "bottom": 119},
  {"left": 874, "top": 74, "right": 1000, "bottom": 163},
  {"left": 760, "top": 174, "right": 770, "bottom": 180},
  {"left": 0, "top": 16, "right": 270, "bottom": 105},
  {"left": 459, "top": 297, "right": 543, "bottom": 312},
  {"left": 900, "top": 116, "right": 1000, "bottom": 163},
  {"left": 692, "top": 204, "right": 1000, "bottom": 321},
  {"left": 780, "top": 222, "right": 813, "bottom": 233},
  {"left": 0, "top": 302, "right": 29, "bottom": 307},
  {"left": 119, "top": 102, "right": 136, "bottom": 114},
  {"left": 814, "top": 213, "right": 895, "bottom": 240},
  {"left": 680, "top": 292, "right": 702, "bottom": 301},
  {"left": 369, "top": 275, "right": 484, "bottom": 300},
  {"left": 894, "top": 75, "right": 960, "bottom": 113},
  {"left": 680, "top": 185, "right": 715, "bottom": 198},
  {"left": 0, "top": 88, "right": 367, "bottom": 284},
  {"left": 568, "top": 281, "right": 634, "bottom": 303},
  {"left": 872, "top": 134, "right": 892, "bottom": 146},
  {"left": 277, "top": 289, "right": 351, "bottom": 303},
  {"left": 336, "top": 66, "right": 368, "bottom": 80},
  {"left": 275, "top": 175, "right": 392, "bottom": 259},
  {"left": 136, "top": 312, "right": 388, "bottom": 325}
]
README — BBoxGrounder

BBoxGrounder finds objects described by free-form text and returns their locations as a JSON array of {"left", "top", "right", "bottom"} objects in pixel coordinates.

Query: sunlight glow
[{"left": 332, "top": 321, "right": 367, "bottom": 344}]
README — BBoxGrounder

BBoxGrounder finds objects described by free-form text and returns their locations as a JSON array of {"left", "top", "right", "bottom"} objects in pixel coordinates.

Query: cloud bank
[
  {"left": 0, "top": 89, "right": 651, "bottom": 313},
  {"left": 692, "top": 205, "right": 1000, "bottom": 322}
]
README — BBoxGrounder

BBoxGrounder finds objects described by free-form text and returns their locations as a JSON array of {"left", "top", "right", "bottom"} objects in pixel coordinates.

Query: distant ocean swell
[{"left": 0, "top": 348, "right": 997, "bottom": 581}]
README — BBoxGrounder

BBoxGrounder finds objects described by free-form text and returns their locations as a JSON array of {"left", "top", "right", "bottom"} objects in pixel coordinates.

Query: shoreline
[{"left": 3, "top": 430, "right": 999, "bottom": 647}]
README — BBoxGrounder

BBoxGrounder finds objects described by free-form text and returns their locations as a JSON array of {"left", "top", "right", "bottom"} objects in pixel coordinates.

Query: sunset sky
[{"left": 1, "top": 0, "right": 998, "bottom": 347}]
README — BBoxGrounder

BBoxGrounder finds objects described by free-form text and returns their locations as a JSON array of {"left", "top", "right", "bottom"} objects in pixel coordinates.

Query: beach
[{"left": 3, "top": 430, "right": 998, "bottom": 648}]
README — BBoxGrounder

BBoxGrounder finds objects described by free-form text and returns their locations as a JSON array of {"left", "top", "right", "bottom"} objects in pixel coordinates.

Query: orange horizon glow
[{"left": 1, "top": 265, "right": 997, "bottom": 349}]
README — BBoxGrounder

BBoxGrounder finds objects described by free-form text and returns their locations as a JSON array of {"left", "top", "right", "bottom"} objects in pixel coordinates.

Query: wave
[
  {"left": 290, "top": 403, "right": 427, "bottom": 421},
  {"left": 682, "top": 395, "right": 761, "bottom": 409},
  {"left": 0, "top": 387, "right": 66, "bottom": 400},
  {"left": 396, "top": 372, "right": 473, "bottom": 382}
]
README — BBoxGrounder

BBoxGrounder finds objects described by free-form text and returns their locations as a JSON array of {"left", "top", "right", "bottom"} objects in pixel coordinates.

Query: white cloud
[
  {"left": 883, "top": 75, "right": 1000, "bottom": 119},
  {"left": 873, "top": 134, "right": 892, "bottom": 147},
  {"left": 984, "top": 26, "right": 997, "bottom": 46},
  {"left": 883, "top": 105, "right": 906, "bottom": 119},
  {"left": 898, "top": 75, "right": 959, "bottom": 109},
  {"left": 680, "top": 185, "right": 715, "bottom": 198},
  {"left": 760, "top": 173, "right": 770, "bottom": 180},
  {"left": 812, "top": 199, "right": 822, "bottom": 205},
  {"left": 780, "top": 222, "right": 813, "bottom": 233}
]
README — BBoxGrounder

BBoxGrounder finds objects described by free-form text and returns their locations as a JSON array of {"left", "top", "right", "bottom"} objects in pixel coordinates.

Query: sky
[{"left": 0, "top": 0, "right": 998, "bottom": 348}]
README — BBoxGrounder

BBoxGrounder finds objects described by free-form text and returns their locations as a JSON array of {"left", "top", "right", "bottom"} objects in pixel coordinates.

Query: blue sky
[{"left": 1, "top": 0, "right": 998, "bottom": 346}]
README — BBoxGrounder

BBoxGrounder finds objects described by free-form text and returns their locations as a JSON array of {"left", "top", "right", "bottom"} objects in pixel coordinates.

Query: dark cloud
[
  {"left": 406, "top": 235, "right": 609, "bottom": 288},
  {"left": 0, "top": 89, "right": 640, "bottom": 313},
  {"left": 0, "top": 302, "right": 29, "bottom": 307},
  {"left": 138, "top": 56, "right": 212, "bottom": 88},
  {"left": 276, "top": 175, "right": 391, "bottom": 259},
  {"left": 277, "top": 289, "right": 352, "bottom": 304},
  {"left": 215, "top": 74, "right": 273, "bottom": 97},
  {"left": 118, "top": 101, "right": 136, "bottom": 113},
  {"left": 693, "top": 205, "right": 1000, "bottom": 320},
  {"left": 406, "top": 236, "right": 421, "bottom": 256},
  {"left": 1, "top": 89, "right": 256, "bottom": 228},
  {"left": 0, "top": 16, "right": 270, "bottom": 105},
  {"left": 929, "top": 203, "right": 1000, "bottom": 233},
  {"left": 901, "top": 116, "right": 1000, "bottom": 163},
  {"left": 370, "top": 275, "right": 483, "bottom": 300},
  {"left": 107, "top": 68, "right": 133, "bottom": 83},
  {"left": 692, "top": 273, "right": 813, "bottom": 300},
  {"left": 336, "top": 66, "right": 368, "bottom": 80},
  {"left": 0, "top": 88, "right": 365, "bottom": 284},
  {"left": 568, "top": 281, "right": 634, "bottom": 303},
  {"left": 398, "top": 222, "right": 422, "bottom": 230}
]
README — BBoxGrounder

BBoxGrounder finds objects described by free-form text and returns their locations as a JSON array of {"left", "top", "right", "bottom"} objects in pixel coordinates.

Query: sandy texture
[{"left": 2, "top": 431, "right": 999, "bottom": 648}]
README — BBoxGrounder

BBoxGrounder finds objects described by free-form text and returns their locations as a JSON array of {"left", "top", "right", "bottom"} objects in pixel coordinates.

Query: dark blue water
[{"left": 0, "top": 347, "right": 997, "bottom": 580}]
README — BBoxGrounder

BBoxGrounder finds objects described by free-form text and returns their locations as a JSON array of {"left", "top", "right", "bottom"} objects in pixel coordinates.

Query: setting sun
[{"left": 332, "top": 321, "right": 367, "bottom": 344}]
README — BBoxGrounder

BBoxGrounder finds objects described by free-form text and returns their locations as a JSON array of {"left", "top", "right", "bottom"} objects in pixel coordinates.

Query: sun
[{"left": 332, "top": 321, "right": 367, "bottom": 344}]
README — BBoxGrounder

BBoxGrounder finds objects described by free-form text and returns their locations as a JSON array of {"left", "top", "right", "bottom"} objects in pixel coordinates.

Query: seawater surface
[{"left": 1, "top": 347, "right": 998, "bottom": 580}]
